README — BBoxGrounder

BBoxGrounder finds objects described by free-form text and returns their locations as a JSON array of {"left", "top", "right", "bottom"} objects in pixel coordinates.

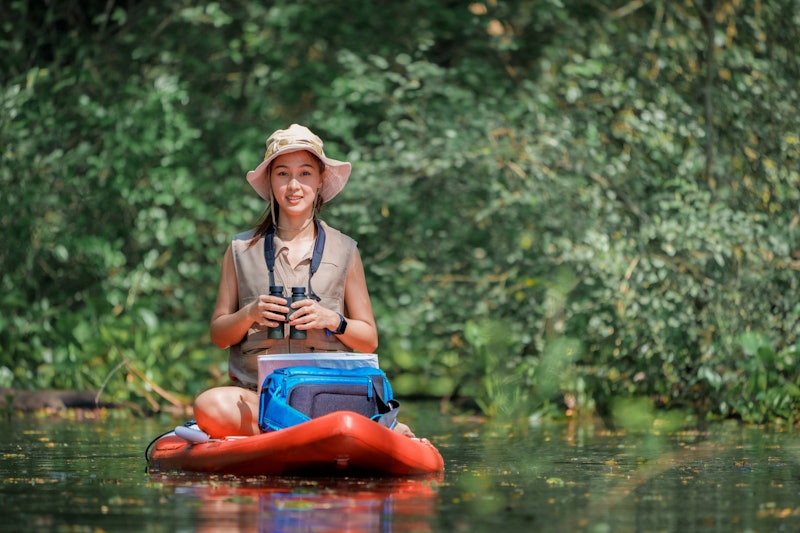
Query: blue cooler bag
[{"left": 258, "top": 366, "right": 400, "bottom": 432}]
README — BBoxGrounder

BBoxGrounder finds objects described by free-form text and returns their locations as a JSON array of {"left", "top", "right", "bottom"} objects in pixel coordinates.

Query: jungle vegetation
[{"left": 1, "top": 0, "right": 798, "bottom": 426}]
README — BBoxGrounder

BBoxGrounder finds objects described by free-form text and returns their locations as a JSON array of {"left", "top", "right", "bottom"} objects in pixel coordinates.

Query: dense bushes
[{"left": 1, "top": 0, "right": 797, "bottom": 424}]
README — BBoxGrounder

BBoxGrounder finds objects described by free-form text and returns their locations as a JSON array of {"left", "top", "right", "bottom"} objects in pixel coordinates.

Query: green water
[{"left": 1, "top": 405, "right": 798, "bottom": 532}]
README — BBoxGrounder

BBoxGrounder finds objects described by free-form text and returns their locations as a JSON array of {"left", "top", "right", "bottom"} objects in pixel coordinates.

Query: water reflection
[
  {"left": 1, "top": 408, "right": 799, "bottom": 532},
  {"left": 160, "top": 474, "right": 442, "bottom": 532},
  {"left": 433, "top": 417, "right": 800, "bottom": 532}
]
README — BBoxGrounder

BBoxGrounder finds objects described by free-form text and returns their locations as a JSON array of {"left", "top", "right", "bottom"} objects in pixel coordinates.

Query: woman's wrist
[{"left": 331, "top": 313, "right": 347, "bottom": 335}]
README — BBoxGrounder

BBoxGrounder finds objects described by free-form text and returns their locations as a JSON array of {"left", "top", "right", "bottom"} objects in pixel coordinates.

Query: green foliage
[{"left": 1, "top": 0, "right": 798, "bottom": 425}]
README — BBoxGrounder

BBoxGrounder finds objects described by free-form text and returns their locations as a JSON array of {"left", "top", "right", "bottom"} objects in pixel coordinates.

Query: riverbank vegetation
[{"left": 1, "top": 0, "right": 797, "bottom": 426}]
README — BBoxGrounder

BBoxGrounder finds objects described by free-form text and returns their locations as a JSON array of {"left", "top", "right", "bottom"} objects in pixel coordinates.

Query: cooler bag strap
[
  {"left": 367, "top": 373, "right": 401, "bottom": 428},
  {"left": 373, "top": 399, "right": 401, "bottom": 429}
]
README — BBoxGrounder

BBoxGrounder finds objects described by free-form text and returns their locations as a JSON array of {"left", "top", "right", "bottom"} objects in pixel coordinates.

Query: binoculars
[{"left": 267, "top": 286, "right": 308, "bottom": 340}]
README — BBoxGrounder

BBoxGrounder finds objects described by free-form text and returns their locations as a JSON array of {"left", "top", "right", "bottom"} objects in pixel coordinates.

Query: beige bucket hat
[{"left": 246, "top": 124, "right": 351, "bottom": 203}]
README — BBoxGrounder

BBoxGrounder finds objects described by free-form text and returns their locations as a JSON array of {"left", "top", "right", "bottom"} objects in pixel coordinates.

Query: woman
[{"left": 193, "top": 124, "right": 412, "bottom": 438}]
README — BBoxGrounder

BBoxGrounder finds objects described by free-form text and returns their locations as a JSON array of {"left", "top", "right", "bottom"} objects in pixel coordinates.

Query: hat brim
[{"left": 246, "top": 147, "right": 351, "bottom": 203}]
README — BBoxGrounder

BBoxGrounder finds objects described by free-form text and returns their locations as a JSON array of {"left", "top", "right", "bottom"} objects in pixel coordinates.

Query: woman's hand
[
  {"left": 287, "top": 298, "right": 340, "bottom": 332},
  {"left": 248, "top": 294, "right": 290, "bottom": 327}
]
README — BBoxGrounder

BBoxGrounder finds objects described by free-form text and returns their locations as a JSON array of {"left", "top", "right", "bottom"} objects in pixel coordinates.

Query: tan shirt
[{"left": 227, "top": 220, "right": 357, "bottom": 385}]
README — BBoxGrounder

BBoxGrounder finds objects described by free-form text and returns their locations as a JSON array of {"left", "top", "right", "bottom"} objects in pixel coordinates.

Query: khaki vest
[{"left": 227, "top": 220, "right": 356, "bottom": 385}]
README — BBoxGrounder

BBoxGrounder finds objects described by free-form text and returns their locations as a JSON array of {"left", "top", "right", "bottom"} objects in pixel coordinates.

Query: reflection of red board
[
  {"left": 168, "top": 477, "right": 443, "bottom": 533},
  {"left": 148, "top": 411, "right": 445, "bottom": 476}
]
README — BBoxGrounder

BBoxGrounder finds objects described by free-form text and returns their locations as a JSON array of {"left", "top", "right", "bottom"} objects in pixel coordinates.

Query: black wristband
[{"left": 333, "top": 312, "right": 347, "bottom": 335}]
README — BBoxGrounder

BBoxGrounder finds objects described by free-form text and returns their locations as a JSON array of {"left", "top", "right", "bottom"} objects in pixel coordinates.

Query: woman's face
[{"left": 269, "top": 150, "right": 324, "bottom": 217}]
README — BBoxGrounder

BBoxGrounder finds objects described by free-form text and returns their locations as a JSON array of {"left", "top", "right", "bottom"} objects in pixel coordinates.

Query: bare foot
[{"left": 393, "top": 422, "right": 416, "bottom": 438}]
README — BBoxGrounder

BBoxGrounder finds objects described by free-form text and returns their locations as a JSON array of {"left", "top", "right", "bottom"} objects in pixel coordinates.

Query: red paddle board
[{"left": 147, "top": 411, "right": 444, "bottom": 476}]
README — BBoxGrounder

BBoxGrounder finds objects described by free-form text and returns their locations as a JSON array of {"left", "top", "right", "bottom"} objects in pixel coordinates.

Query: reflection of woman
[{"left": 193, "top": 124, "right": 412, "bottom": 438}]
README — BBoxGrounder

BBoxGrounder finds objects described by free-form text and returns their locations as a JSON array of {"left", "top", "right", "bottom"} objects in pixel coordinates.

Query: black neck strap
[{"left": 264, "top": 219, "right": 325, "bottom": 300}]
